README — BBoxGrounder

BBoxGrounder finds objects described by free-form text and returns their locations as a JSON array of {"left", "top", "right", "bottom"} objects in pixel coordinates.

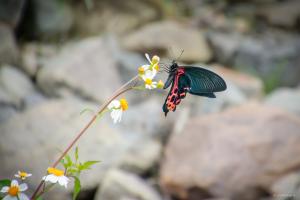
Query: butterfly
[{"left": 162, "top": 61, "right": 227, "bottom": 116}]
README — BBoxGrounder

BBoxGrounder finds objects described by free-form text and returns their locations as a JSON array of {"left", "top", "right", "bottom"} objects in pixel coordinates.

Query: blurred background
[{"left": 0, "top": 0, "right": 300, "bottom": 200}]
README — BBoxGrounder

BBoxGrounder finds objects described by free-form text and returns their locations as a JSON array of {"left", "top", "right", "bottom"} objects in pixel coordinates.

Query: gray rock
[
  {"left": 95, "top": 169, "right": 162, "bottom": 200},
  {"left": 232, "top": 32, "right": 300, "bottom": 87},
  {"left": 31, "top": 0, "right": 73, "bottom": 39},
  {"left": 209, "top": 31, "right": 300, "bottom": 87},
  {"left": 106, "top": 35, "right": 145, "bottom": 82},
  {"left": 0, "top": 24, "right": 19, "bottom": 65},
  {"left": 117, "top": 139, "right": 162, "bottom": 174},
  {"left": 20, "top": 43, "right": 59, "bottom": 77},
  {"left": 264, "top": 88, "right": 300, "bottom": 116},
  {"left": 0, "top": 0, "right": 25, "bottom": 28},
  {"left": 0, "top": 99, "right": 163, "bottom": 190},
  {"left": 257, "top": 0, "right": 300, "bottom": 28},
  {"left": 0, "top": 105, "right": 17, "bottom": 123},
  {"left": 37, "top": 36, "right": 122, "bottom": 103},
  {"left": 119, "top": 97, "right": 176, "bottom": 141},
  {"left": 0, "top": 65, "right": 35, "bottom": 107},
  {"left": 271, "top": 171, "right": 300, "bottom": 200},
  {"left": 73, "top": 0, "right": 158, "bottom": 36},
  {"left": 207, "top": 32, "right": 242, "bottom": 64},
  {"left": 161, "top": 103, "right": 300, "bottom": 199},
  {"left": 20, "top": 43, "right": 39, "bottom": 77},
  {"left": 122, "top": 21, "right": 212, "bottom": 63}
]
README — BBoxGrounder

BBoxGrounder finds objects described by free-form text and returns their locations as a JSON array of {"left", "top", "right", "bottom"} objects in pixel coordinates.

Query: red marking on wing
[{"left": 165, "top": 68, "right": 185, "bottom": 112}]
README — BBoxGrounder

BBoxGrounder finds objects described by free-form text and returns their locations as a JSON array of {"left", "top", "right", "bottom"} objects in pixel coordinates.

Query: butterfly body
[{"left": 163, "top": 62, "right": 227, "bottom": 116}]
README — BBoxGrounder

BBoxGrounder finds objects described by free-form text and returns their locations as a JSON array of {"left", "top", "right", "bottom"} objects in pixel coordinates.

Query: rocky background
[{"left": 0, "top": 0, "right": 300, "bottom": 200}]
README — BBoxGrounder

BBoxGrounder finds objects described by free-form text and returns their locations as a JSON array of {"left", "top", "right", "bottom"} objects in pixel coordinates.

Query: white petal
[
  {"left": 117, "top": 111, "right": 123, "bottom": 123},
  {"left": 114, "top": 110, "right": 122, "bottom": 123},
  {"left": 14, "top": 175, "right": 20, "bottom": 178},
  {"left": 18, "top": 193, "right": 29, "bottom": 200},
  {"left": 10, "top": 180, "right": 18, "bottom": 187},
  {"left": 43, "top": 174, "right": 58, "bottom": 183},
  {"left": 142, "top": 64, "right": 150, "bottom": 71},
  {"left": 27, "top": 174, "right": 32, "bottom": 177},
  {"left": 145, "top": 53, "right": 151, "bottom": 63},
  {"left": 110, "top": 109, "right": 119, "bottom": 121},
  {"left": 108, "top": 100, "right": 120, "bottom": 109},
  {"left": 1, "top": 186, "right": 9, "bottom": 193},
  {"left": 58, "top": 176, "right": 69, "bottom": 188},
  {"left": 145, "top": 70, "right": 156, "bottom": 80},
  {"left": 3, "top": 195, "right": 17, "bottom": 200},
  {"left": 19, "top": 183, "right": 28, "bottom": 192}
]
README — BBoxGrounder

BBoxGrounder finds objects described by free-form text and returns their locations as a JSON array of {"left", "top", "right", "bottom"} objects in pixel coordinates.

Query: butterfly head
[{"left": 169, "top": 61, "right": 179, "bottom": 73}]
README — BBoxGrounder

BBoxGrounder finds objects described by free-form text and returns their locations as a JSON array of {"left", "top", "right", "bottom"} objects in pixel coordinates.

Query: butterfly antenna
[{"left": 175, "top": 49, "right": 184, "bottom": 62}]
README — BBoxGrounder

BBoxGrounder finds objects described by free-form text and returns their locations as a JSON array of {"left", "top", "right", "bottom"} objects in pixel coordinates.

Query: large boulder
[
  {"left": 122, "top": 21, "right": 212, "bottom": 63},
  {"left": 37, "top": 36, "right": 122, "bottom": 103},
  {"left": 160, "top": 103, "right": 300, "bottom": 200}
]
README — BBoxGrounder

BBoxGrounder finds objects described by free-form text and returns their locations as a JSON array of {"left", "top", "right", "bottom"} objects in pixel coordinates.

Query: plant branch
[{"left": 31, "top": 75, "right": 139, "bottom": 200}]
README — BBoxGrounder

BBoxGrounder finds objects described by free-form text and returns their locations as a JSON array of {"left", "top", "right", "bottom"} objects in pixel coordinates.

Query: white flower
[
  {"left": 0, "top": 180, "right": 29, "bottom": 200},
  {"left": 15, "top": 171, "right": 32, "bottom": 181},
  {"left": 42, "top": 167, "right": 69, "bottom": 188},
  {"left": 107, "top": 99, "right": 128, "bottom": 123},
  {"left": 142, "top": 71, "right": 157, "bottom": 90},
  {"left": 138, "top": 53, "right": 160, "bottom": 79},
  {"left": 145, "top": 53, "right": 160, "bottom": 75}
]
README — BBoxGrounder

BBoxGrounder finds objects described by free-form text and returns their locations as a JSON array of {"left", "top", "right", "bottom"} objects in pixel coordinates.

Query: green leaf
[
  {"left": 65, "top": 154, "right": 73, "bottom": 167},
  {"left": 72, "top": 176, "right": 81, "bottom": 200},
  {"left": 79, "top": 161, "right": 100, "bottom": 171},
  {"left": 75, "top": 147, "right": 79, "bottom": 162},
  {"left": 0, "top": 179, "right": 10, "bottom": 188},
  {"left": 36, "top": 197, "right": 43, "bottom": 200}
]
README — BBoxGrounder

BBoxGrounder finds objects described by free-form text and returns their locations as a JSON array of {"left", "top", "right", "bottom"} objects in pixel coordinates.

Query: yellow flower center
[
  {"left": 47, "top": 167, "right": 64, "bottom": 176},
  {"left": 154, "top": 64, "right": 160, "bottom": 71},
  {"left": 157, "top": 80, "right": 164, "bottom": 89},
  {"left": 120, "top": 99, "right": 128, "bottom": 111},
  {"left": 145, "top": 78, "right": 152, "bottom": 85},
  {"left": 138, "top": 67, "right": 145, "bottom": 75},
  {"left": 151, "top": 55, "right": 159, "bottom": 64},
  {"left": 19, "top": 172, "right": 27, "bottom": 177},
  {"left": 19, "top": 172, "right": 28, "bottom": 179},
  {"left": 8, "top": 186, "right": 19, "bottom": 196}
]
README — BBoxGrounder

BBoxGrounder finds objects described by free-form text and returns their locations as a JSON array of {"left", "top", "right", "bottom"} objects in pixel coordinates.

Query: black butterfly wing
[
  {"left": 183, "top": 66, "right": 227, "bottom": 95},
  {"left": 162, "top": 66, "right": 226, "bottom": 116}
]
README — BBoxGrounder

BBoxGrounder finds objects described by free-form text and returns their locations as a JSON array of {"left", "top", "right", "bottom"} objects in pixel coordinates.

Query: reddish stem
[{"left": 31, "top": 76, "right": 138, "bottom": 200}]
